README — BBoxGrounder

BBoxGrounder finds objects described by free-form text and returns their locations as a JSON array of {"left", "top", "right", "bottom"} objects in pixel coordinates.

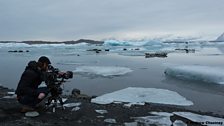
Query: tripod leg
[
  {"left": 58, "top": 96, "right": 65, "bottom": 110},
  {"left": 53, "top": 99, "right": 56, "bottom": 113}
]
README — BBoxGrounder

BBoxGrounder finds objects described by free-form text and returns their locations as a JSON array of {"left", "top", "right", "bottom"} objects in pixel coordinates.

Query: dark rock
[
  {"left": 71, "top": 88, "right": 81, "bottom": 97},
  {"left": 8, "top": 50, "right": 30, "bottom": 53},
  {"left": 175, "top": 49, "right": 195, "bottom": 53},
  {"left": 145, "top": 52, "right": 167, "bottom": 58}
]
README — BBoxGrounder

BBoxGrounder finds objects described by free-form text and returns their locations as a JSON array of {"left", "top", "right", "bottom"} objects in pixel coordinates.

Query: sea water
[{"left": 0, "top": 40, "right": 224, "bottom": 114}]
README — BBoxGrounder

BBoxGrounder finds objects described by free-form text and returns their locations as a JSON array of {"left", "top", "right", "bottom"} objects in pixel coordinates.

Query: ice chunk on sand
[
  {"left": 74, "top": 66, "right": 133, "bottom": 76},
  {"left": 173, "top": 112, "right": 224, "bottom": 126},
  {"left": 165, "top": 65, "right": 224, "bottom": 85},
  {"left": 91, "top": 87, "right": 193, "bottom": 106},
  {"left": 104, "top": 118, "right": 117, "bottom": 123},
  {"left": 173, "top": 120, "right": 187, "bottom": 126},
  {"left": 7, "top": 92, "right": 15, "bottom": 95},
  {"left": 150, "top": 112, "right": 174, "bottom": 117},
  {"left": 124, "top": 122, "right": 138, "bottom": 126},
  {"left": 132, "top": 114, "right": 172, "bottom": 126},
  {"left": 25, "top": 111, "right": 39, "bottom": 117},
  {"left": 95, "top": 110, "right": 108, "bottom": 114},
  {"left": 63, "top": 102, "right": 81, "bottom": 107},
  {"left": 71, "top": 107, "right": 80, "bottom": 111}
]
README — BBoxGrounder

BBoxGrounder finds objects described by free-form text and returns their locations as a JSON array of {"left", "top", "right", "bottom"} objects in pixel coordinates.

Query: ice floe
[
  {"left": 165, "top": 65, "right": 224, "bottom": 84},
  {"left": 173, "top": 112, "right": 224, "bottom": 126},
  {"left": 74, "top": 66, "right": 133, "bottom": 77},
  {"left": 91, "top": 87, "right": 193, "bottom": 106}
]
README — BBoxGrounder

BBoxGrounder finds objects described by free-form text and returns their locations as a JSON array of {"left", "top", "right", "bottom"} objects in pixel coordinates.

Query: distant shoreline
[{"left": 0, "top": 39, "right": 104, "bottom": 45}]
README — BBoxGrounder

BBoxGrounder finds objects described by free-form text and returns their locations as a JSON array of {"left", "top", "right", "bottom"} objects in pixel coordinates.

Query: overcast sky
[{"left": 0, "top": 0, "right": 224, "bottom": 41}]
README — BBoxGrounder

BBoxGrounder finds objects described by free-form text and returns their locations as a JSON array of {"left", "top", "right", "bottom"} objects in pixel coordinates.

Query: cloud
[{"left": 0, "top": 0, "right": 224, "bottom": 41}]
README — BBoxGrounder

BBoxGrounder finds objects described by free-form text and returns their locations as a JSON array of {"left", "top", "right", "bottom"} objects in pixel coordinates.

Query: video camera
[
  {"left": 44, "top": 65, "right": 73, "bottom": 112},
  {"left": 45, "top": 65, "right": 73, "bottom": 85}
]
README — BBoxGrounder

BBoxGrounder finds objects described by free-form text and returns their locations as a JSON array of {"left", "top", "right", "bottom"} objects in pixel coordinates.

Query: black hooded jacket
[{"left": 16, "top": 61, "right": 43, "bottom": 97}]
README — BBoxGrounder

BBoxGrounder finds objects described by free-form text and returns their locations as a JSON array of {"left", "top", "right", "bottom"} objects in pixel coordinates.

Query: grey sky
[{"left": 0, "top": 0, "right": 223, "bottom": 41}]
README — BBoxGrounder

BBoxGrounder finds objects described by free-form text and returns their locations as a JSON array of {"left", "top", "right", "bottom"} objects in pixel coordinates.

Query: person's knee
[{"left": 18, "top": 95, "right": 37, "bottom": 107}]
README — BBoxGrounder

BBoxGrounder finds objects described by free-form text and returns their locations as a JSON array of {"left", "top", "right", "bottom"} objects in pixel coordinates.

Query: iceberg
[
  {"left": 165, "top": 65, "right": 224, "bottom": 85},
  {"left": 215, "top": 33, "right": 224, "bottom": 42},
  {"left": 103, "top": 40, "right": 163, "bottom": 47},
  {"left": 74, "top": 66, "right": 133, "bottom": 77},
  {"left": 91, "top": 87, "right": 193, "bottom": 106},
  {"left": 173, "top": 112, "right": 224, "bottom": 126}
]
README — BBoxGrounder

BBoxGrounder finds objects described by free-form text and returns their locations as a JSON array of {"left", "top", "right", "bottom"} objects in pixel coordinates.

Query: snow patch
[
  {"left": 91, "top": 87, "right": 193, "bottom": 106},
  {"left": 165, "top": 65, "right": 224, "bottom": 85},
  {"left": 74, "top": 66, "right": 133, "bottom": 77}
]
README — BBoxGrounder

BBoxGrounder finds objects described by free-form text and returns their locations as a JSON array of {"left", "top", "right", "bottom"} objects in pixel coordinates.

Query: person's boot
[{"left": 20, "top": 105, "right": 35, "bottom": 113}]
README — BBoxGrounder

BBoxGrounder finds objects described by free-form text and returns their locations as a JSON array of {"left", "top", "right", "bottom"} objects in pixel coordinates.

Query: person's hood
[{"left": 26, "top": 61, "right": 38, "bottom": 70}]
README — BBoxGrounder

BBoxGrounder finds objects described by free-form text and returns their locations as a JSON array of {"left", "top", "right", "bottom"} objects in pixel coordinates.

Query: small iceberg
[
  {"left": 91, "top": 87, "right": 193, "bottom": 106},
  {"left": 165, "top": 65, "right": 224, "bottom": 85},
  {"left": 74, "top": 66, "right": 133, "bottom": 77}
]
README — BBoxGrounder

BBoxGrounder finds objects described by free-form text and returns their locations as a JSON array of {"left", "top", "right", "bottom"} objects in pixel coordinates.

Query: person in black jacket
[{"left": 16, "top": 56, "right": 51, "bottom": 112}]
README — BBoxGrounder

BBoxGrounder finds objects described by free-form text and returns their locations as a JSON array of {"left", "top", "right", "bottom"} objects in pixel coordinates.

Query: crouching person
[{"left": 16, "top": 56, "right": 51, "bottom": 113}]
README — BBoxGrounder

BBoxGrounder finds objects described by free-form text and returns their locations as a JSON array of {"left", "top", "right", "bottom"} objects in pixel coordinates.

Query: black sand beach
[{"left": 0, "top": 86, "right": 223, "bottom": 126}]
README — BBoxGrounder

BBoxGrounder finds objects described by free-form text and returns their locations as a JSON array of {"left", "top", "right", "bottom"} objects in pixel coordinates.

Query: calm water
[{"left": 0, "top": 42, "right": 224, "bottom": 114}]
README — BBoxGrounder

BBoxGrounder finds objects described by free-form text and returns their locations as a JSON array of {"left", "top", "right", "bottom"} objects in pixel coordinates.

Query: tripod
[{"left": 45, "top": 86, "right": 65, "bottom": 112}]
